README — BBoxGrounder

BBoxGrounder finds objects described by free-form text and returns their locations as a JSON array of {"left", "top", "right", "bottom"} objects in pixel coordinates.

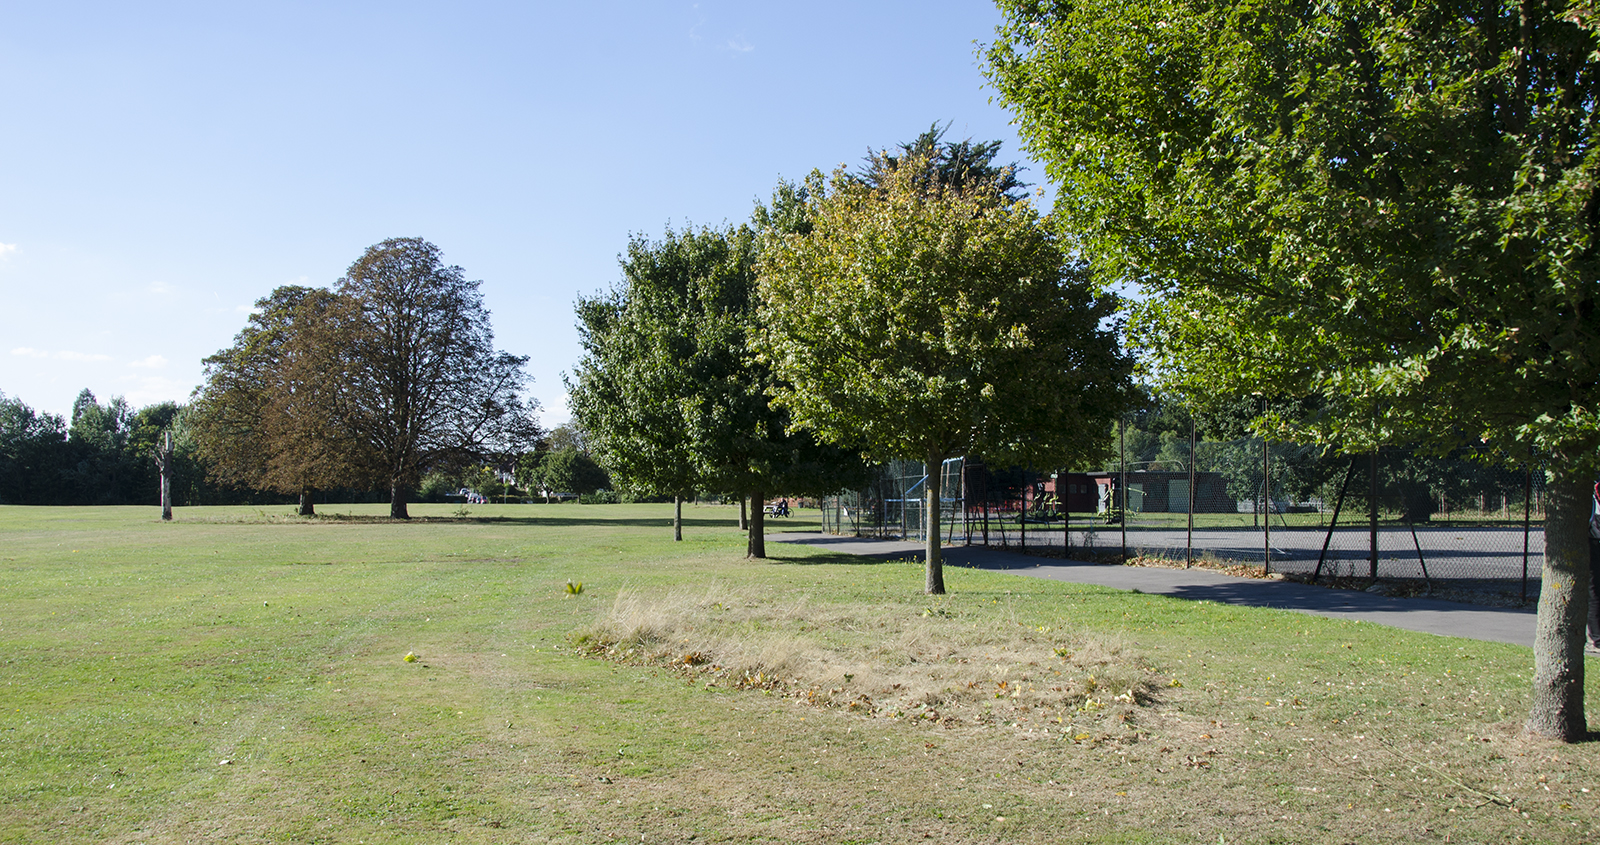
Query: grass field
[{"left": 1, "top": 502, "right": 1596, "bottom": 844}]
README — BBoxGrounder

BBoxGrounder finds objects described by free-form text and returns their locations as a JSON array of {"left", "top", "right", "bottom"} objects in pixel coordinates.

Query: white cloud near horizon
[
  {"left": 0, "top": 243, "right": 17, "bottom": 258},
  {"left": 129, "top": 354, "right": 168, "bottom": 369},
  {"left": 11, "top": 347, "right": 48, "bottom": 358}
]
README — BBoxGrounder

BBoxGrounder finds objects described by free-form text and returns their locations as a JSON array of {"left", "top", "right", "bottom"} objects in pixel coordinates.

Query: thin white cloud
[
  {"left": 11, "top": 347, "right": 48, "bottom": 358},
  {"left": 726, "top": 37, "right": 754, "bottom": 52},
  {"left": 688, "top": 3, "right": 706, "bottom": 41},
  {"left": 235, "top": 304, "right": 256, "bottom": 314},
  {"left": 0, "top": 243, "right": 16, "bottom": 258},
  {"left": 129, "top": 355, "right": 168, "bottom": 369},
  {"left": 148, "top": 281, "right": 175, "bottom": 295}
]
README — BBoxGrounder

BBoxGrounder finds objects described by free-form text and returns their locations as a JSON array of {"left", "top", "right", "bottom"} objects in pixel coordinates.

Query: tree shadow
[
  {"left": 761, "top": 550, "right": 916, "bottom": 567},
  {"left": 288, "top": 513, "right": 745, "bottom": 529}
]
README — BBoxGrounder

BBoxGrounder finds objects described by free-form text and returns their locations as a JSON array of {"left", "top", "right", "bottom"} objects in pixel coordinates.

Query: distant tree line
[{"left": 0, "top": 389, "right": 255, "bottom": 506}]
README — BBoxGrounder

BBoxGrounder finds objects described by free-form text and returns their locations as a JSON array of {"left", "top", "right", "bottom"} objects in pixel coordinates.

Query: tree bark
[
  {"left": 1524, "top": 467, "right": 1590, "bottom": 741},
  {"left": 748, "top": 491, "right": 766, "bottom": 558},
  {"left": 673, "top": 495, "right": 683, "bottom": 541},
  {"left": 739, "top": 497, "right": 748, "bottom": 531},
  {"left": 390, "top": 479, "right": 410, "bottom": 520},
  {"left": 926, "top": 454, "right": 946, "bottom": 595},
  {"left": 298, "top": 488, "right": 315, "bottom": 517},
  {"left": 154, "top": 432, "right": 173, "bottom": 522}
]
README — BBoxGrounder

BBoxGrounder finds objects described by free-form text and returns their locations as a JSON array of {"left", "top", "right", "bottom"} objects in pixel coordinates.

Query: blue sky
[{"left": 0, "top": 1, "right": 1043, "bottom": 427}]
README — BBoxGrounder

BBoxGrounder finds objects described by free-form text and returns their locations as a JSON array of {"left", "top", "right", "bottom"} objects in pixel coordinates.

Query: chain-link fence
[{"left": 820, "top": 430, "right": 1554, "bottom": 602}]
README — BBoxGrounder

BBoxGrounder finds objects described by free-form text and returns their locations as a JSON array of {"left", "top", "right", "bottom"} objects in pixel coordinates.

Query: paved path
[{"left": 768, "top": 532, "right": 1540, "bottom": 648}]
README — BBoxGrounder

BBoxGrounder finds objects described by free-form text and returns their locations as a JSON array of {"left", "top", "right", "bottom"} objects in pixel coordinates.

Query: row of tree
[
  {"left": 0, "top": 390, "right": 219, "bottom": 506},
  {"left": 569, "top": 126, "right": 1134, "bottom": 580},
  {"left": 982, "top": 0, "right": 1600, "bottom": 739}
]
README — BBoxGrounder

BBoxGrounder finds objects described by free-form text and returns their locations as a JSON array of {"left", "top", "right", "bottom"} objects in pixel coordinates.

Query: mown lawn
[{"left": 0, "top": 502, "right": 1595, "bottom": 844}]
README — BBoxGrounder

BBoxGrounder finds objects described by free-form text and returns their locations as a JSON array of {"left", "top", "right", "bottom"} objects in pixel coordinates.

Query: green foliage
[
  {"left": 755, "top": 153, "right": 1131, "bottom": 473},
  {"left": 0, "top": 389, "right": 223, "bottom": 506},
  {"left": 985, "top": 0, "right": 1600, "bottom": 739},
  {"left": 417, "top": 471, "right": 464, "bottom": 503},
  {"left": 853, "top": 121, "right": 1029, "bottom": 200},
  {"left": 525, "top": 448, "right": 610, "bottom": 499},
  {"left": 755, "top": 147, "right": 1130, "bottom": 589},
  {"left": 568, "top": 223, "right": 869, "bottom": 539},
  {"left": 986, "top": 0, "right": 1600, "bottom": 465},
  {"left": 0, "top": 391, "right": 68, "bottom": 504}
]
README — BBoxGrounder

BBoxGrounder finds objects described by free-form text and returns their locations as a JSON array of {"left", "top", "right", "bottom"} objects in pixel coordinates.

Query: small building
[
  {"left": 1083, "top": 471, "right": 1233, "bottom": 514},
  {"left": 1042, "top": 472, "right": 1101, "bottom": 513}
]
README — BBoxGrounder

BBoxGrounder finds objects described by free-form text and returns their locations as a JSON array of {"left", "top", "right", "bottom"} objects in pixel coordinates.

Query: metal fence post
[
  {"left": 1119, "top": 415, "right": 1128, "bottom": 563},
  {"left": 1187, "top": 419, "right": 1195, "bottom": 568},
  {"left": 1369, "top": 448, "right": 1380, "bottom": 581},
  {"left": 1521, "top": 461, "right": 1533, "bottom": 605}
]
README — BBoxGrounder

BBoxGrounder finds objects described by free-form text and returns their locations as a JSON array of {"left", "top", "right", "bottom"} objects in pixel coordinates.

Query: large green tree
[
  {"left": 334, "top": 238, "right": 541, "bottom": 519},
  {"left": 987, "top": 0, "right": 1600, "bottom": 739},
  {"left": 755, "top": 152, "right": 1132, "bottom": 593},
  {"left": 190, "top": 286, "right": 355, "bottom": 515},
  {"left": 568, "top": 233, "right": 709, "bottom": 540},
  {"left": 569, "top": 224, "right": 866, "bottom": 551}
]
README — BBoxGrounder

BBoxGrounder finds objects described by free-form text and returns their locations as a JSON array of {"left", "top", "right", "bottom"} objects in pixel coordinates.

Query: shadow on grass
[
  {"left": 215, "top": 513, "right": 747, "bottom": 529},
  {"left": 760, "top": 550, "right": 918, "bottom": 567}
]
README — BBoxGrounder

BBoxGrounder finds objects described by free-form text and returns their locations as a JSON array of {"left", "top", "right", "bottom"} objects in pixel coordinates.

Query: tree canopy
[
  {"left": 755, "top": 150, "right": 1131, "bottom": 592},
  {"left": 192, "top": 239, "right": 539, "bottom": 518},
  {"left": 333, "top": 238, "right": 540, "bottom": 518},
  {"left": 986, "top": 0, "right": 1600, "bottom": 739},
  {"left": 569, "top": 223, "right": 867, "bottom": 550},
  {"left": 190, "top": 286, "right": 354, "bottom": 514}
]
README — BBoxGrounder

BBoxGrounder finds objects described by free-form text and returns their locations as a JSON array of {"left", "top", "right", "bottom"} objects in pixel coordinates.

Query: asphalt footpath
[{"left": 768, "top": 531, "right": 1540, "bottom": 648}]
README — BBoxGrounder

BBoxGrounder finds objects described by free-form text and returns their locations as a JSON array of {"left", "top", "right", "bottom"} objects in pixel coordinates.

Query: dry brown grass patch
[{"left": 572, "top": 585, "right": 1166, "bottom": 740}]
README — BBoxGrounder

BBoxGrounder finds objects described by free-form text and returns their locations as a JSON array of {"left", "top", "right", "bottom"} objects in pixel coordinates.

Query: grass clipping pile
[{"left": 573, "top": 587, "right": 1167, "bottom": 742}]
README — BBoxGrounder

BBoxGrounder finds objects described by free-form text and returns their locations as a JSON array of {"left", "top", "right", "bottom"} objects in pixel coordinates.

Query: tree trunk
[
  {"left": 1524, "top": 467, "right": 1589, "bottom": 741},
  {"left": 298, "top": 488, "right": 315, "bottom": 517},
  {"left": 159, "top": 459, "right": 172, "bottom": 521},
  {"left": 748, "top": 491, "right": 766, "bottom": 558},
  {"left": 925, "top": 453, "right": 946, "bottom": 595},
  {"left": 739, "top": 497, "right": 748, "bottom": 531},
  {"left": 154, "top": 432, "right": 173, "bottom": 522},
  {"left": 673, "top": 495, "right": 683, "bottom": 541},
  {"left": 390, "top": 479, "right": 410, "bottom": 520}
]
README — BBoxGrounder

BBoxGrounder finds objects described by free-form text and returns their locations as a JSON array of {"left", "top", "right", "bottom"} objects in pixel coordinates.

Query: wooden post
[{"left": 152, "top": 431, "right": 173, "bottom": 521}]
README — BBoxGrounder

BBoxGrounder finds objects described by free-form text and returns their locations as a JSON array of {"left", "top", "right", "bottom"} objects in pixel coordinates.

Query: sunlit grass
[{"left": 0, "top": 503, "right": 1594, "bottom": 844}]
